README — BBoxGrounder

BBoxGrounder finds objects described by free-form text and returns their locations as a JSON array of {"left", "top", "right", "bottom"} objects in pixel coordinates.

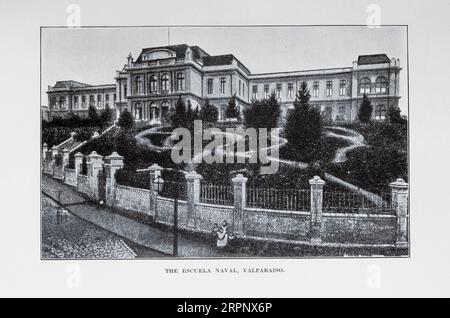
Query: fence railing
[
  {"left": 323, "top": 191, "right": 393, "bottom": 214},
  {"left": 200, "top": 184, "right": 234, "bottom": 206},
  {"left": 53, "top": 165, "right": 64, "bottom": 180},
  {"left": 159, "top": 180, "right": 187, "bottom": 201},
  {"left": 247, "top": 187, "right": 311, "bottom": 212}
]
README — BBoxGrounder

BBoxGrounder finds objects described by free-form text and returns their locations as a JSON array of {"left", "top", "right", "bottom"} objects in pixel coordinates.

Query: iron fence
[
  {"left": 247, "top": 187, "right": 311, "bottom": 212},
  {"left": 323, "top": 191, "right": 393, "bottom": 214},
  {"left": 200, "top": 184, "right": 234, "bottom": 206}
]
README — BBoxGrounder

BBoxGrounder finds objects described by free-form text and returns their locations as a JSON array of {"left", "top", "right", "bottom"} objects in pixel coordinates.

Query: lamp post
[{"left": 153, "top": 175, "right": 179, "bottom": 257}]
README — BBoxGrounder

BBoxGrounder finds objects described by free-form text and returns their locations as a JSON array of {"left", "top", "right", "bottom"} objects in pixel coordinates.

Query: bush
[{"left": 226, "top": 95, "right": 240, "bottom": 119}]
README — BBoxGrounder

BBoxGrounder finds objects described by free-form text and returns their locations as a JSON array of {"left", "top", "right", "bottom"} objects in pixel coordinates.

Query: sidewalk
[{"left": 42, "top": 175, "right": 251, "bottom": 258}]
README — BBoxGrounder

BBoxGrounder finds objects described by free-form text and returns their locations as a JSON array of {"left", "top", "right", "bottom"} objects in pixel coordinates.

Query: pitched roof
[
  {"left": 202, "top": 54, "right": 235, "bottom": 66},
  {"left": 357, "top": 54, "right": 390, "bottom": 65},
  {"left": 135, "top": 44, "right": 209, "bottom": 63}
]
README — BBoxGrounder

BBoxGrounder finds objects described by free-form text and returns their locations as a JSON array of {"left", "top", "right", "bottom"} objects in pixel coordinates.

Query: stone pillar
[
  {"left": 390, "top": 178, "right": 409, "bottom": 248},
  {"left": 62, "top": 148, "right": 70, "bottom": 169},
  {"left": 86, "top": 151, "right": 104, "bottom": 200},
  {"left": 309, "top": 176, "right": 325, "bottom": 244},
  {"left": 185, "top": 170, "right": 202, "bottom": 228},
  {"left": 149, "top": 164, "right": 163, "bottom": 218},
  {"left": 103, "top": 152, "right": 124, "bottom": 206},
  {"left": 232, "top": 174, "right": 247, "bottom": 235},
  {"left": 51, "top": 146, "right": 58, "bottom": 160},
  {"left": 42, "top": 143, "right": 48, "bottom": 160},
  {"left": 74, "top": 152, "right": 84, "bottom": 178}
]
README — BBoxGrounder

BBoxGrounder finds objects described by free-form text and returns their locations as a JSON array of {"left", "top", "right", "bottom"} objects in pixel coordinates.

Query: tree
[
  {"left": 358, "top": 94, "right": 373, "bottom": 123},
  {"left": 243, "top": 94, "right": 281, "bottom": 128},
  {"left": 387, "top": 105, "right": 407, "bottom": 126},
  {"left": 201, "top": 99, "right": 218, "bottom": 124},
  {"left": 284, "top": 82, "right": 323, "bottom": 161},
  {"left": 100, "top": 105, "right": 113, "bottom": 124},
  {"left": 117, "top": 108, "right": 134, "bottom": 130},
  {"left": 170, "top": 96, "right": 187, "bottom": 128},
  {"left": 88, "top": 105, "right": 99, "bottom": 124},
  {"left": 225, "top": 94, "right": 240, "bottom": 119}
]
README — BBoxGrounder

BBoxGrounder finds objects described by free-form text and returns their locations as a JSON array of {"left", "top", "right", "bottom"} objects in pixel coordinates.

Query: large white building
[{"left": 46, "top": 44, "right": 401, "bottom": 123}]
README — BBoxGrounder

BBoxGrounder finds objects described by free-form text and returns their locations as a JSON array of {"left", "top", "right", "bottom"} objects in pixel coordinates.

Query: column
[
  {"left": 74, "top": 152, "right": 84, "bottom": 177},
  {"left": 42, "top": 143, "right": 48, "bottom": 160},
  {"left": 309, "top": 176, "right": 325, "bottom": 244},
  {"left": 390, "top": 178, "right": 409, "bottom": 248},
  {"left": 149, "top": 164, "right": 162, "bottom": 218},
  {"left": 103, "top": 152, "right": 124, "bottom": 206},
  {"left": 62, "top": 148, "right": 70, "bottom": 169},
  {"left": 86, "top": 151, "right": 104, "bottom": 200},
  {"left": 185, "top": 170, "right": 202, "bottom": 228},
  {"left": 232, "top": 174, "right": 247, "bottom": 235}
]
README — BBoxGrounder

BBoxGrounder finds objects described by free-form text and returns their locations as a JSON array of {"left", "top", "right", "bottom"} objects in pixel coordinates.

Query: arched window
[
  {"left": 375, "top": 76, "right": 388, "bottom": 94},
  {"left": 50, "top": 97, "right": 56, "bottom": 109},
  {"left": 149, "top": 75, "right": 157, "bottom": 93},
  {"left": 161, "top": 74, "right": 169, "bottom": 92},
  {"left": 177, "top": 72, "right": 185, "bottom": 91},
  {"left": 359, "top": 77, "right": 371, "bottom": 94},
  {"left": 135, "top": 102, "right": 143, "bottom": 120},
  {"left": 375, "top": 104, "right": 387, "bottom": 120},
  {"left": 135, "top": 76, "right": 143, "bottom": 93}
]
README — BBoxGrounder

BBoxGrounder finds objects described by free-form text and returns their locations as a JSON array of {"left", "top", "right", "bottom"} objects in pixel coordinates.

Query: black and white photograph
[
  {"left": 40, "top": 26, "right": 409, "bottom": 259},
  {"left": 2, "top": 0, "right": 450, "bottom": 300}
]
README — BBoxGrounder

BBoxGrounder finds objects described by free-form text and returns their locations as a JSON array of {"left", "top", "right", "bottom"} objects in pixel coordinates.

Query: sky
[{"left": 41, "top": 26, "right": 408, "bottom": 113}]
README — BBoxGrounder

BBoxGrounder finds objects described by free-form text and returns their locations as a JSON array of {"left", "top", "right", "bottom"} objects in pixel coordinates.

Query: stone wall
[
  {"left": 43, "top": 151, "right": 409, "bottom": 249},
  {"left": 64, "top": 168, "right": 77, "bottom": 187}
]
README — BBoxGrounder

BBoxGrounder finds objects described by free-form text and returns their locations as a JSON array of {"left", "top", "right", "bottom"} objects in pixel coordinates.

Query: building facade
[{"left": 46, "top": 44, "right": 401, "bottom": 123}]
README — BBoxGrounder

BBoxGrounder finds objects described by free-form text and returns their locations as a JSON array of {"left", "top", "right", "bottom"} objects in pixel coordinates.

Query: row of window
[
  {"left": 359, "top": 76, "right": 388, "bottom": 94},
  {"left": 50, "top": 93, "right": 116, "bottom": 109},
  {"left": 250, "top": 80, "right": 348, "bottom": 100},
  {"left": 323, "top": 104, "right": 387, "bottom": 121},
  {"left": 134, "top": 72, "right": 185, "bottom": 94}
]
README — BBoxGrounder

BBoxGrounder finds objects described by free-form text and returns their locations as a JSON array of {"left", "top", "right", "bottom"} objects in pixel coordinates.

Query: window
[
  {"left": 375, "top": 76, "right": 388, "bottom": 94},
  {"left": 239, "top": 80, "right": 241, "bottom": 95},
  {"left": 264, "top": 84, "right": 269, "bottom": 99},
  {"left": 177, "top": 72, "right": 185, "bottom": 91},
  {"left": 207, "top": 79, "right": 213, "bottom": 94},
  {"left": 135, "top": 76, "right": 143, "bottom": 93},
  {"left": 113, "top": 93, "right": 116, "bottom": 101},
  {"left": 339, "top": 80, "right": 346, "bottom": 96},
  {"left": 50, "top": 97, "right": 56, "bottom": 109},
  {"left": 73, "top": 96, "right": 78, "bottom": 108},
  {"left": 276, "top": 83, "right": 282, "bottom": 98},
  {"left": 242, "top": 82, "right": 245, "bottom": 96},
  {"left": 149, "top": 75, "right": 157, "bottom": 93},
  {"left": 252, "top": 85, "right": 258, "bottom": 100},
  {"left": 105, "top": 94, "right": 109, "bottom": 107},
  {"left": 124, "top": 84, "right": 127, "bottom": 98},
  {"left": 220, "top": 77, "right": 226, "bottom": 94},
  {"left": 375, "top": 104, "right": 387, "bottom": 120},
  {"left": 161, "top": 74, "right": 169, "bottom": 91},
  {"left": 97, "top": 94, "right": 102, "bottom": 107},
  {"left": 81, "top": 95, "right": 86, "bottom": 108},
  {"left": 135, "top": 102, "right": 142, "bottom": 120},
  {"left": 59, "top": 96, "right": 66, "bottom": 108},
  {"left": 326, "top": 81, "right": 332, "bottom": 97},
  {"left": 288, "top": 83, "right": 293, "bottom": 98},
  {"left": 313, "top": 81, "right": 319, "bottom": 97},
  {"left": 359, "top": 77, "right": 371, "bottom": 94},
  {"left": 89, "top": 95, "right": 95, "bottom": 107}
]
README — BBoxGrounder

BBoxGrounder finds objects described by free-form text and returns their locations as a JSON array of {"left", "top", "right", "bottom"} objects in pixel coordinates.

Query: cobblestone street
[{"left": 41, "top": 195, "right": 167, "bottom": 259}]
